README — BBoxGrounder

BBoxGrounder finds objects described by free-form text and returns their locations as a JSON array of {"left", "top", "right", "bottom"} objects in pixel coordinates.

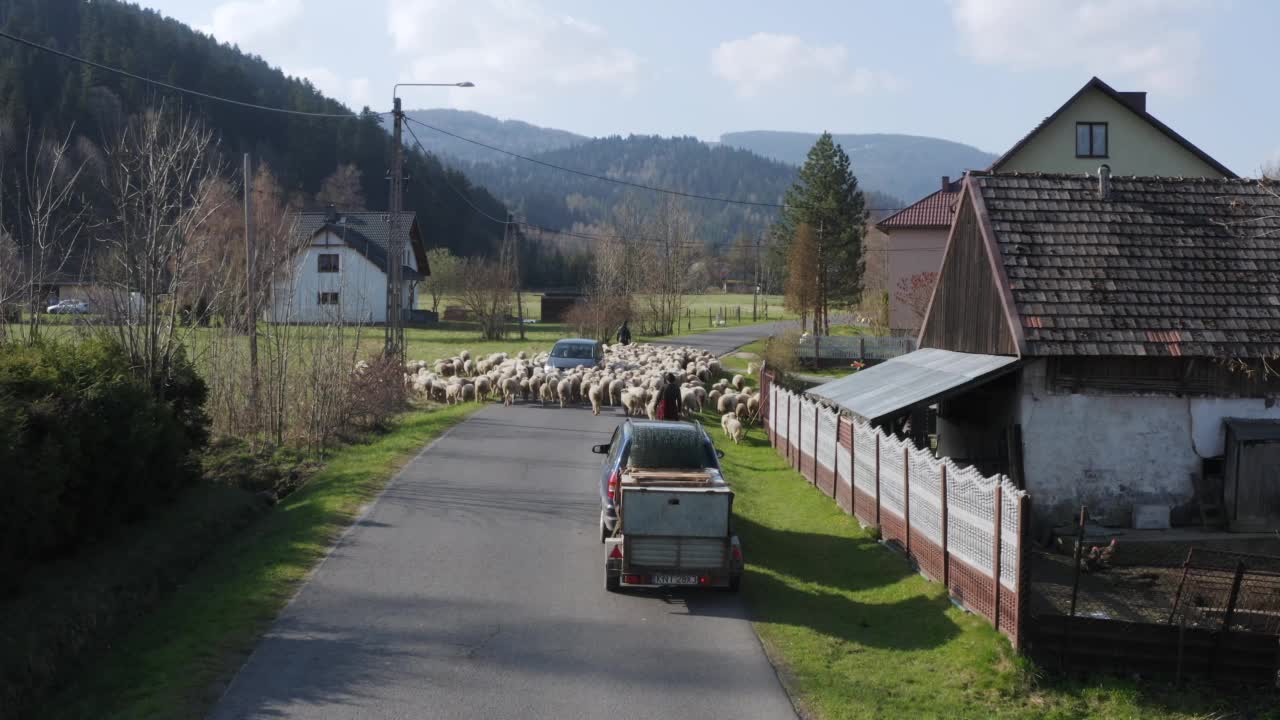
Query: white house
[{"left": 272, "top": 209, "right": 429, "bottom": 324}]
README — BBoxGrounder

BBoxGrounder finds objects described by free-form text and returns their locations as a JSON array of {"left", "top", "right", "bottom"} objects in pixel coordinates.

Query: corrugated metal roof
[{"left": 805, "top": 348, "right": 1019, "bottom": 421}]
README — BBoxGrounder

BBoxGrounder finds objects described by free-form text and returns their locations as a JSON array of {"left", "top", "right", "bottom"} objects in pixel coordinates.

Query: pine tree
[{"left": 771, "top": 132, "right": 867, "bottom": 335}]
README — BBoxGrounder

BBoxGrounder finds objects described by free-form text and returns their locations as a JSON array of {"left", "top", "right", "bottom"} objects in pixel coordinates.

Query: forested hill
[
  {"left": 403, "top": 109, "right": 587, "bottom": 164},
  {"left": 0, "top": 0, "right": 508, "bottom": 259},
  {"left": 443, "top": 134, "right": 903, "bottom": 249},
  {"left": 720, "top": 131, "right": 998, "bottom": 202}
]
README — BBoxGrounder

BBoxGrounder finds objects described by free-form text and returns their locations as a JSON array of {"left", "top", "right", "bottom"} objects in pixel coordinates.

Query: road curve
[{"left": 209, "top": 326, "right": 794, "bottom": 719}]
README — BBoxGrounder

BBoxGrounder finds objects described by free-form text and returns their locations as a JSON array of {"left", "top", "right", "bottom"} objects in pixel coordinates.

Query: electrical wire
[
  {"left": 0, "top": 29, "right": 378, "bottom": 119},
  {"left": 404, "top": 116, "right": 904, "bottom": 213},
  {"left": 408, "top": 122, "right": 951, "bottom": 252},
  {"left": 406, "top": 122, "right": 709, "bottom": 248}
]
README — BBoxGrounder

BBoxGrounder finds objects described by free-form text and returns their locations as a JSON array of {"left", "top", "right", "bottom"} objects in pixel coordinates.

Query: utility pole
[
  {"left": 752, "top": 236, "right": 761, "bottom": 322},
  {"left": 385, "top": 97, "right": 406, "bottom": 361},
  {"left": 244, "top": 153, "right": 259, "bottom": 426},
  {"left": 510, "top": 213, "right": 526, "bottom": 340}
]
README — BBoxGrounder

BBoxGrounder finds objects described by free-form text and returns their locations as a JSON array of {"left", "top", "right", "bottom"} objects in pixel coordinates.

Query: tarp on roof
[{"left": 806, "top": 348, "right": 1020, "bottom": 422}]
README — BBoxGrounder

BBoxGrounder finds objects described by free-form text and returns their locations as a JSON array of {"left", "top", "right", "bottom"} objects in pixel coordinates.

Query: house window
[
  {"left": 1076, "top": 122, "right": 1108, "bottom": 158},
  {"left": 318, "top": 291, "right": 340, "bottom": 305},
  {"left": 317, "top": 253, "right": 340, "bottom": 273}
]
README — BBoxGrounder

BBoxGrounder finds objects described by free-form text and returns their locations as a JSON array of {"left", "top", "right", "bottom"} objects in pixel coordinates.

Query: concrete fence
[{"left": 762, "top": 370, "right": 1030, "bottom": 648}]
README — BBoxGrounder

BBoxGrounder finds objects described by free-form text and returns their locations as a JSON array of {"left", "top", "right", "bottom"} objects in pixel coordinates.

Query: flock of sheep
[{"left": 402, "top": 343, "right": 760, "bottom": 444}]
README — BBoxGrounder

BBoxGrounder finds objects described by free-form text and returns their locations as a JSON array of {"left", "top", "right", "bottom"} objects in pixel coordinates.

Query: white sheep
[
  {"left": 501, "top": 377, "right": 519, "bottom": 406},
  {"left": 724, "top": 415, "right": 744, "bottom": 444},
  {"left": 474, "top": 376, "right": 491, "bottom": 401},
  {"left": 556, "top": 378, "right": 572, "bottom": 409},
  {"left": 747, "top": 395, "right": 760, "bottom": 417},
  {"left": 461, "top": 383, "right": 477, "bottom": 403},
  {"left": 732, "top": 374, "right": 745, "bottom": 391},
  {"left": 444, "top": 383, "right": 463, "bottom": 405},
  {"left": 588, "top": 383, "right": 604, "bottom": 416}
]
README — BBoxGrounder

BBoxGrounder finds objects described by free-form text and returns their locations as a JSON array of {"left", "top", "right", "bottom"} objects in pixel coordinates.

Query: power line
[
  {"left": 0, "top": 30, "right": 379, "bottom": 119},
  {"left": 407, "top": 119, "right": 935, "bottom": 252},
  {"left": 404, "top": 116, "right": 903, "bottom": 213},
  {"left": 404, "top": 121, "right": 706, "bottom": 249}
]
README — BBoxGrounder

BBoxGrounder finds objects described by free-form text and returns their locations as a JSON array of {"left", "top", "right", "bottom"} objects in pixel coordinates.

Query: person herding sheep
[{"left": 655, "top": 372, "right": 682, "bottom": 420}]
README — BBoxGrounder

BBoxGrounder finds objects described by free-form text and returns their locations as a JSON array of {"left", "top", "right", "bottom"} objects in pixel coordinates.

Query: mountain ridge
[{"left": 720, "top": 130, "right": 998, "bottom": 202}]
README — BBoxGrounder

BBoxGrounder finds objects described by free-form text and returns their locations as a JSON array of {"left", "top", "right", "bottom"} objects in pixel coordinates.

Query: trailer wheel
[
  {"left": 605, "top": 571, "right": 620, "bottom": 593},
  {"left": 720, "top": 574, "right": 741, "bottom": 593},
  {"left": 600, "top": 514, "right": 609, "bottom": 543}
]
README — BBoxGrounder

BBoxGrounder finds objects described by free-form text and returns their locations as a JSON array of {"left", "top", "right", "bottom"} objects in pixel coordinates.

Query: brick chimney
[
  {"left": 1098, "top": 164, "right": 1111, "bottom": 200},
  {"left": 941, "top": 176, "right": 950, "bottom": 191},
  {"left": 325, "top": 203, "right": 339, "bottom": 223}
]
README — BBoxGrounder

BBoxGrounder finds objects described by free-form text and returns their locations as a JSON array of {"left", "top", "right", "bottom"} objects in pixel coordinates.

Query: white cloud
[
  {"left": 202, "top": 0, "right": 303, "bottom": 51},
  {"left": 286, "top": 66, "right": 373, "bottom": 111},
  {"left": 949, "top": 0, "right": 1207, "bottom": 95},
  {"left": 711, "top": 33, "right": 899, "bottom": 99},
  {"left": 386, "top": 0, "right": 640, "bottom": 110}
]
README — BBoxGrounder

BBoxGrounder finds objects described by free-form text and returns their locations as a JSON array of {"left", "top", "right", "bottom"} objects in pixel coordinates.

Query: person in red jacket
[{"left": 656, "top": 373, "right": 682, "bottom": 420}]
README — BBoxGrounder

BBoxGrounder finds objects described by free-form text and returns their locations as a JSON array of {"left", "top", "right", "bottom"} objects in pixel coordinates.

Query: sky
[{"left": 137, "top": 0, "right": 1279, "bottom": 176}]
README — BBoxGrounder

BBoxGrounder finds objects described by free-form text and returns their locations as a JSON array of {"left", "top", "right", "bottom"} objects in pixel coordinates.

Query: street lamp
[{"left": 384, "top": 81, "right": 475, "bottom": 360}]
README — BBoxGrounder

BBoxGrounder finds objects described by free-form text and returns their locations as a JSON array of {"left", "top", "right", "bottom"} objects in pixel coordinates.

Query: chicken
[{"left": 1082, "top": 538, "right": 1117, "bottom": 573}]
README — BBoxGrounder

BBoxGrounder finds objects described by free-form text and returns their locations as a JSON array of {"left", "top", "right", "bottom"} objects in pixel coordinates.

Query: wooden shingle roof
[{"left": 973, "top": 172, "right": 1280, "bottom": 358}]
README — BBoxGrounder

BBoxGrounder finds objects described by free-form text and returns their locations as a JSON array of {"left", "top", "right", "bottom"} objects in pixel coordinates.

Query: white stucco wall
[
  {"left": 1017, "top": 360, "right": 1280, "bottom": 526},
  {"left": 270, "top": 231, "right": 419, "bottom": 324},
  {"left": 996, "top": 87, "right": 1228, "bottom": 177},
  {"left": 885, "top": 227, "right": 947, "bottom": 335}
]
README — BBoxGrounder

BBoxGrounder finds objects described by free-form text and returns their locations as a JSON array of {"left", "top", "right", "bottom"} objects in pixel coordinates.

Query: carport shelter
[{"left": 809, "top": 172, "right": 1280, "bottom": 531}]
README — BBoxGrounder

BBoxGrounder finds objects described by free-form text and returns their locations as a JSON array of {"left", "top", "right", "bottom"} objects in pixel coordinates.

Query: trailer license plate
[{"left": 652, "top": 574, "right": 698, "bottom": 586}]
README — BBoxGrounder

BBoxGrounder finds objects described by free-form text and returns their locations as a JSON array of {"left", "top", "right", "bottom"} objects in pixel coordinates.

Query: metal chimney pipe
[{"left": 1098, "top": 164, "right": 1111, "bottom": 200}]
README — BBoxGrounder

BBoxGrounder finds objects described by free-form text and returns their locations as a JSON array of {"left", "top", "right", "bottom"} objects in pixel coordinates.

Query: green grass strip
[
  {"left": 44, "top": 403, "right": 479, "bottom": 720},
  {"left": 696, "top": 409, "right": 1271, "bottom": 720}
]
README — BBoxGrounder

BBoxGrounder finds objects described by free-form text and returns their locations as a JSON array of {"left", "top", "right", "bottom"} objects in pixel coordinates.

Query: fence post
[
  {"left": 874, "top": 433, "right": 881, "bottom": 527},
  {"left": 1014, "top": 493, "right": 1028, "bottom": 652},
  {"left": 784, "top": 394, "right": 790, "bottom": 461},
  {"left": 812, "top": 403, "right": 819, "bottom": 484},
  {"left": 940, "top": 463, "right": 949, "bottom": 588},
  {"left": 1068, "top": 506, "right": 1087, "bottom": 618},
  {"left": 1167, "top": 548, "right": 1195, "bottom": 624},
  {"left": 903, "top": 446, "right": 911, "bottom": 555},
  {"left": 1212, "top": 560, "right": 1248, "bottom": 678},
  {"left": 993, "top": 483, "right": 1003, "bottom": 633},
  {"left": 832, "top": 415, "right": 839, "bottom": 498}
]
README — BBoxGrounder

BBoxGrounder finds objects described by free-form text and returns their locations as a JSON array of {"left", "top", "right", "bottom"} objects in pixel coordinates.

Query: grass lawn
[
  {"left": 43, "top": 403, "right": 480, "bottom": 720},
  {"left": 697, "top": 408, "right": 1272, "bottom": 720}
]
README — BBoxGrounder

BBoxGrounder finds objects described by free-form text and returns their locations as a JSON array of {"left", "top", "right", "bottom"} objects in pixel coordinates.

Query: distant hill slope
[
  {"left": 721, "top": 131, "right": 998, "bottom": 202},
  {"left": 450, "top": 134, "right": 904, "bottom": 250},
  {"left": 0, "top": 0, "right": 508, "bottom": 260},
  {"left": 400, "top": 109, "right": 587, "bottom": 164}
]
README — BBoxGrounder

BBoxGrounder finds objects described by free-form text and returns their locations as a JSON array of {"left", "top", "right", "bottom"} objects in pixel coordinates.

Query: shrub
[{"left": 0, "top": 337, "right": 209, "bottom": 595}]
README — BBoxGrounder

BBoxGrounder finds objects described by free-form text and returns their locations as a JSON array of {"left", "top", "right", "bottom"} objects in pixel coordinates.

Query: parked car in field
[
  {"left": 545, "top": 338, "right": 602, "bottom": 371},
  {"left": 593, "top": 419, "right": 742, "bottom": 592},
  {"left": 46, "top": 299, "right": 89, "bottom": 315}
]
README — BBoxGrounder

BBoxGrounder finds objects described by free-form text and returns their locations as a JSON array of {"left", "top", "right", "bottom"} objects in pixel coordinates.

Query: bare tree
[
  {"left": 784, "top": 223, "right": 819, "bottom": 332},
  {"left": 423, "top": 247, "right": 461, "bottom": 314},
  {"left": 315, "top": 163, "right": 366, "bottom": 210},
  {"left": 456, "top": 257, "right": 513, "bottom": 340},
  {"left": 96, "top": 108, "right": 228, "bottom": 386},
  {"left": 632, "top": 196, "right": 697, "bottom": 336},
  {"left": 894, "top": 270, "right": 938, "bottom": 330},
  {"left": 12, "top": 127, "right": 92, "bottom": 340}
]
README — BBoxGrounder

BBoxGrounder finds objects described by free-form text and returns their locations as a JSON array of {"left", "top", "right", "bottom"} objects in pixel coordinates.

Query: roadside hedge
[{"left": 0, "top": 338, "right": 209, "bottom": 595}]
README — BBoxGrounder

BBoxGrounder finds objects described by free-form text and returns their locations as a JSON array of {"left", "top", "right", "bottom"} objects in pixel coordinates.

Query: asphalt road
[
  {"left": 661, "top": 321, "right": 791, "bottom": 357},
  {"left": 210, "top": 325, "right": 795, "bottom": 720}
]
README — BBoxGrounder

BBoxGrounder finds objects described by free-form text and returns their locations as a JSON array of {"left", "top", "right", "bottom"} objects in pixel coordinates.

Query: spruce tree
[{"left": 770, "top": 132, "right": 867, "bottom": 334}]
